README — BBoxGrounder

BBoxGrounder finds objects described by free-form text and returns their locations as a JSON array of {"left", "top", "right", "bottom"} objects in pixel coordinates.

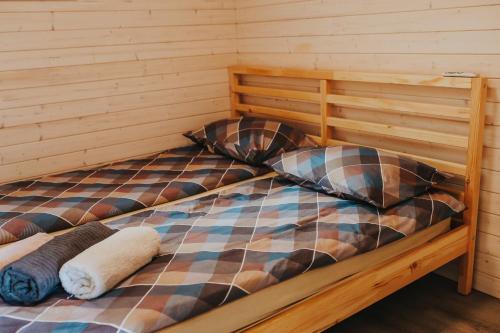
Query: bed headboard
[{"left": 228, "top": 65, "right": 487, "bottom": 255}]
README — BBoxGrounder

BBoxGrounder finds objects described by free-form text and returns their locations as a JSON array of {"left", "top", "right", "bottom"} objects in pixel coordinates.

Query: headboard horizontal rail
[
  {"left": 327, "top": 139, "right": 467, "bottom": 176},
  {"left": 236, "top": 103, "right": 321, "bottom": 124},
  {"left": 234, "top": 84, "right": 320, "bottom": 102},
  {"left": 327, "top": 117, "right": 469, "bottom": 149},
  {"left": 327, "top": 94, "right": 471, "bottom": 122},
  {"left": 229, "top": 65, "right": 472, "bottom": 88},
  {"left": 229, "top": 65, "right": 332, "bottom": 80},
  {"left": 331, "top": 71, "right": 472, "bottom": 88}
]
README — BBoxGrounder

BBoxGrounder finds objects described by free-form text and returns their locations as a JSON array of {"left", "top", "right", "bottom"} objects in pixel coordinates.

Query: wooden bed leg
[
  {"left": 457, "top": 77, "right": 487, "bottom": 296},
  {"left": 458, "top": 252, "right": 474, "bottom": 295}
]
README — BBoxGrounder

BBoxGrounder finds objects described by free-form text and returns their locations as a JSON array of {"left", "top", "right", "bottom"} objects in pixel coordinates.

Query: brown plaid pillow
[
  {"left": 265, "top": 145, "right": 451, "bottom": 208},
  {"left": 184, "top": 117, "right": 317, "bottom": 166}
]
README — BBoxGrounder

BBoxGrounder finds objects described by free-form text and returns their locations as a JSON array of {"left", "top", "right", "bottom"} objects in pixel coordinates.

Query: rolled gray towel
[{"left": 0, "top": 222, "right": 115, "bottom": 306}]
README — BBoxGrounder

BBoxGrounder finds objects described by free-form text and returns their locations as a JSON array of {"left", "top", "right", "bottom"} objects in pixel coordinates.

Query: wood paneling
[
  {"left": 0, "top": 0, "right": 237, "bottom": 183},
  {"left": 0, "top": 39, "right": 236, "bottom": 72},
  {"left": 1, "top": 0, "right": 498, "bottom": 300},
  {"left": 235, "top": 0, "right": 500, "bottom": 298},
  {"left": 0, "top": 0, "right": 235, "bottom": 12},
  {"left": 0, "top": 25, "right": 236, "bottom": 52}
]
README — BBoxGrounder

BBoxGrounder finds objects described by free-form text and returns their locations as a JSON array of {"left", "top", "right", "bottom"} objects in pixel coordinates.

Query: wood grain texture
[
  {"left": 327, "top": 116, "right": 469, "bottom": 148},
  {"left": 245, "top": 225, "right": 469, "bottom": 332},
  {"left": 2, "top": 0, "right": 498, "bottom": 302},
  {"left": 329, "top": 273, "right": 500, "bottom": 333},
  {"left": 459, "top": 77, "right": 488, "bottom": 294},
  {"left": 235, "top": 0, "right": 500, "bottom": 299},
  {"left": 228, "top": 65, "right": 487, "bottom": 331},
  {"left": 0, "top": 0, "right": 237, "bottom": 183}
]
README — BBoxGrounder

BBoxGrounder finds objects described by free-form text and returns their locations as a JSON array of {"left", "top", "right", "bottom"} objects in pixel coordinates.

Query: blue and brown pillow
[
  {"left": 184, "top": 117, "right": 317, "bottom": 166},
  {"left": 265, "top": 145, "right": 450, "bottom": 208}
]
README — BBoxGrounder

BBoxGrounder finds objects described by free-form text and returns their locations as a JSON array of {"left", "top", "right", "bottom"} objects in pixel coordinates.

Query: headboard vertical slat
[
  {"left": 228, "top": 68, "right": 240, "bottom": 118},
  {"left": 319, "top": 79, "right": 330, "bottom": 145}
]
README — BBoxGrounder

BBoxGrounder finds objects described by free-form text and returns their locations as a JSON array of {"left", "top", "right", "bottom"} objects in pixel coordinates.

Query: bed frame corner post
[
  {"left": 457, "top": 77, "right": 488, "bottom": 295},
  {"left": 228, "top": 67, "right": 240, "bottom": 119}
]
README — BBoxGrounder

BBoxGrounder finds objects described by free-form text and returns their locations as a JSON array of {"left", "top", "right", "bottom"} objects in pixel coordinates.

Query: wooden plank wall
[
  {"left": 1, "top": 0, "right": 498, "bottom": 299},
  {"left": 235, "top": 0, "right": 500, "bottom": 298},
  {"left": 0, "top": 0, "right": 237, "bottom": 183}
]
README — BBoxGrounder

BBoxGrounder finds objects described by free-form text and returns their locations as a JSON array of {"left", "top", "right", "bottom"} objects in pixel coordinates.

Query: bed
[
  {"left": 0, "top": 145, "right": 268, "bottom": 245},
  {"left": 0, "top": 174, "right": 463, "bottom": 333},
  {"left": 0, "top": 65, "right": 487, "bottom": 333}
]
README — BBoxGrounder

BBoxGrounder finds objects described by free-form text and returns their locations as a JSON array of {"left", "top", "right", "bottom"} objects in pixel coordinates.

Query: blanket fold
[
  {"left": 0, "top": 221, "right": 115, "bottom": 305},
  {"left": 0, "top": 233, "right": 54, "bottom": 269},
  {"left": 60, "top": 227, "right": 160, "bottom": 300}
]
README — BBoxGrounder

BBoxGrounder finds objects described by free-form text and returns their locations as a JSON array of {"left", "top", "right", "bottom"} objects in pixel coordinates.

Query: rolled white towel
[{"left": 59, "top": 227, "right": 160, "bottom": 300}]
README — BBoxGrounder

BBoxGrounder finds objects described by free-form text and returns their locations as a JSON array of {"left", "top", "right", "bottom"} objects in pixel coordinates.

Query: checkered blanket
[
  {"left": 0, "top": 145, "right": 267, "bottom": 245},
  {"left": 0, "top": 176, "right": 464, "bottom": 333}
]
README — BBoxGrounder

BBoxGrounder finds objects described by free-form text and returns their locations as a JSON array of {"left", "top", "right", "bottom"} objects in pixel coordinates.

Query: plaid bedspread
[
  {"left": 0, "top": 145, "right": 267, "bottom": 245},
  {"left": 0, "top": 177, "right": 464, "bottom": 333}
]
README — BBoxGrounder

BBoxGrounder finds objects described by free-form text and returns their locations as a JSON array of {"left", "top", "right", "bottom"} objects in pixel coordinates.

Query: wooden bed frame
[
  {"left": 1, "top": 66, "right": 484, "bottom": 332},
  {"left": 227, "top": 65, "right": 487, "bottom": 332}
]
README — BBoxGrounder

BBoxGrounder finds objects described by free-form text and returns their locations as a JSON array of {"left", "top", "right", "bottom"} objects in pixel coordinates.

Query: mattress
[
  {"left": 0, "top": 145, "right": 268, "bottom": 245},
  {"left": 0, "top": 176, "right": 464, "bottom": 333}
]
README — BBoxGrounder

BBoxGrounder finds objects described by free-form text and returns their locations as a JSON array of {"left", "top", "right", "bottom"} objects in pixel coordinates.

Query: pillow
[
  {"left": 184, "top": 117, "right": 317, "bottom": 166},
  {"left": 265, "top": 145, "right": 450, "bottom": 208}
]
